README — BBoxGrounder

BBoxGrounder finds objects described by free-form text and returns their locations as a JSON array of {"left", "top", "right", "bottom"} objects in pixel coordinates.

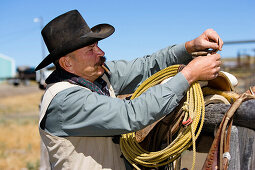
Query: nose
[{"left": 95, "top": 45, "right": 105, "bottom": 57}]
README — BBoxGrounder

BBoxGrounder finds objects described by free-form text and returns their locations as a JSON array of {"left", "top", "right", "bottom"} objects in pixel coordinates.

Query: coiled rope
[{"left": 120, "top": 65, "right": 205, "bottom": 170}]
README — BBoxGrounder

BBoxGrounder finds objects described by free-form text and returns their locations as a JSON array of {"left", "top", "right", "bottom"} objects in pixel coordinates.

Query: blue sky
[{"left": 0, "top": 0, "right": 254, "bottom": 67}]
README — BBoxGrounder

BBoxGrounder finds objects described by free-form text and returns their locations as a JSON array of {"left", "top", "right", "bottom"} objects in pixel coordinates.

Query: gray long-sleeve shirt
[{"left": 43, "top": 43, "right": 192, "bottom": 136}]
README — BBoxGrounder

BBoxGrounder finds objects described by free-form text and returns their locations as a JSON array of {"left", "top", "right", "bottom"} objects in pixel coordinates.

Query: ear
[{"left": 59, "top": 56, "right": 74, "bottom": 73}]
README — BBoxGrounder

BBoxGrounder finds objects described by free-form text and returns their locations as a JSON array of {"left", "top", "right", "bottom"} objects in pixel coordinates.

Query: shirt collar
[{"left": 45, "top": 67, "right": 107, "bottom": 90}]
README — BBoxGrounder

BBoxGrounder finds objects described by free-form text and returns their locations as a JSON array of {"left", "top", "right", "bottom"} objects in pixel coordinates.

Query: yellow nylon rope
[{"left": 120, "top": 65, "right": 205, "bottom": 170}]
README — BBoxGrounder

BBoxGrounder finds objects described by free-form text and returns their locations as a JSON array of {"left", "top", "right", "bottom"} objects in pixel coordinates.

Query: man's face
[{"left": 69, "top": 42, "right": 106, "bottom": 82}]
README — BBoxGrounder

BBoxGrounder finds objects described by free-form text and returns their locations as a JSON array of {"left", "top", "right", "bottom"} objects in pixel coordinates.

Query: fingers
[
  {"left": 205, "top": 29, "right": 218, "bottom": 42},
  {"left": 208, "top": 53, "right": 221, "bottom": 61},
  {"left": 186, "top": 29, "right": 223, "bottom": 54},
  {"left": 214, "top": 65, "right": 221, "bottom": 78},
  {"left": 203, "top": 29, "right": 224, "bottom": 51},
  {"left": 182, "top": 53, "right": 222, "bottom": 83},
  {"left": 215, "top": 65, "right": 221, "bottom": 73},
  {"left": 215, "top": 53, "right": 221, "bottom": 61},
  {"left": 210, "top": 54, "right": 221, "bottom": 70},
  {"left": 198, "top": 54, "right": 221, "bottom": 80},
  {"left": 216, "top": 60, "right": 221, "bottom": 67},
  {"left": 209, "top": 67, "right": 220, "bottom": 80},
  {"left": 203, "top": 41, "right": 219, "bottom": 50},
  {"left": 214, "top": 73, "right": 219, "bottom": 79},
  {"left": 212, "top": 55, "right": 221, "bottom": 79}
]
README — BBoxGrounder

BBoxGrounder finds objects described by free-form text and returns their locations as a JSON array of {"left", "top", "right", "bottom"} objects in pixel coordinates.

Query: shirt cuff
[
  {"left": 171, "top": 43, "right": 192, "bottom": 64},
  {"left": 165, "top": 72, "right": 190, "bottom": 98}
]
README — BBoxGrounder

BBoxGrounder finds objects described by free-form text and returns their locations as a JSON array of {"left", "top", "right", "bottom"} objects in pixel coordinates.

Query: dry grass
[
  {"left": 0, "top": 123, "right": 40, "bottom": 170},
  {"left": 0, "top": 86, "right": 43, "bottom": 170},
  {"left": 0, "top": 91, "right": 43, "bottom": 115}
]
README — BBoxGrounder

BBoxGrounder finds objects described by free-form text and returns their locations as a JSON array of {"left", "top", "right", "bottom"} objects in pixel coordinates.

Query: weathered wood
[
  {"left": 229, "top": 126, "right": 240, "bottom": 170},
  {"left": 236, "top": 126, "right": 255, "bottom": 170},
  {"left": 222, "top": 125, "right": 255, "bottom": 170},
  {"left": 203, "top": 99, "right": 255, "bottom": 133}
]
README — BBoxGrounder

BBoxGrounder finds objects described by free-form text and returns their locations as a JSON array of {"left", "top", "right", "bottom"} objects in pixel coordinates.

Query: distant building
[{"left": 0, "top": 53, "right": 16, "bottom": 82}]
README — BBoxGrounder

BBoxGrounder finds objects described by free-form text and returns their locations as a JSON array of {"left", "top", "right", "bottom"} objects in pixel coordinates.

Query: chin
[
  {"left": 98, "top": 71, "right": 105, "bottom": 77},
  {"left": 98, "top": 66, "right": 105, "bottom": 75}
]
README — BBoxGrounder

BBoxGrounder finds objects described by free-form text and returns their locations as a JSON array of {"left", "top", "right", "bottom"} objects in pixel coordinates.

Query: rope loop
[{"left": 120, "top": 65, "right": 205, "bottom": 170}]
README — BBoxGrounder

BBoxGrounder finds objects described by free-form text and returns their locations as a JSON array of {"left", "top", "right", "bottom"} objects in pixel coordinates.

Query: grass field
[{"left": 0, "top": 84, "right": 43, "bottom": 170}]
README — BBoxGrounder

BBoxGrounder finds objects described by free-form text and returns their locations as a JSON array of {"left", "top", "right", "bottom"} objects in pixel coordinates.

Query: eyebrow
[{"left": 88, "top": 42, "right": 97, "bottom": 47}]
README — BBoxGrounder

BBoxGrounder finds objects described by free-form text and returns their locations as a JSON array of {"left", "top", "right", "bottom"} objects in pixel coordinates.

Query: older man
[{"left": 36, "top": 10, "right": 222, "bottom": 169}]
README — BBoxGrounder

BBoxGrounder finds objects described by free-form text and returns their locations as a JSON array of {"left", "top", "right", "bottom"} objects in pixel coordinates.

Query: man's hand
[
  {"left": 185, "top": 29, "right": 223, "bottom": 54},
  {"left": 181, "top": 53, "right": 221, "bottom": 85}
]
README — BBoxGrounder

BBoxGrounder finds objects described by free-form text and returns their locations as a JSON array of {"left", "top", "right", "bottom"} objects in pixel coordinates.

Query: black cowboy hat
[{"left": 35, "top": 10, "right": 115, "bottom": 71}]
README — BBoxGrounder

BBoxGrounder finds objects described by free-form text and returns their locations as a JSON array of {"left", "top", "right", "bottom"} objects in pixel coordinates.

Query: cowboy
[{"left": 36, "top": 10, "right": 223, "bottom": 169}]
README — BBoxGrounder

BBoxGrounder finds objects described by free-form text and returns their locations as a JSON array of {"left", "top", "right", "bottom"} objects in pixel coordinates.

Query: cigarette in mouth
[{"left": 102, "top": 65, "right": 111, "bottom": 75}]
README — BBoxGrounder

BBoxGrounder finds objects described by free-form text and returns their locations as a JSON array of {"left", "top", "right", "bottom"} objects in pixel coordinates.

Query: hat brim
[{"left": 35, "top": 24, "right": 114, "bottom": 71}]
